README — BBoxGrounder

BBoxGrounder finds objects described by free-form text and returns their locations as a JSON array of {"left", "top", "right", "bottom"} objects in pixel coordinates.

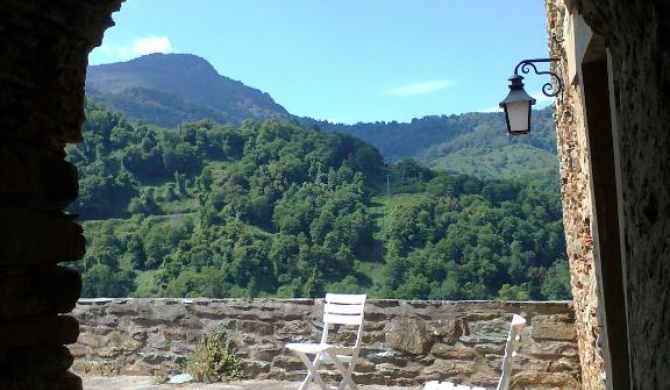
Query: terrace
[{"left": 70, "top": 298, "right": 579, "bottom": 388}]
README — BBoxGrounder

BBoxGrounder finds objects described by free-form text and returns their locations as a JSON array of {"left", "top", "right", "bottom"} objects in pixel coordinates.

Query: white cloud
[
  {"left": 92, "top": 36, "right": 173, "bottom": 63},
  {"left": 386, "top": 80, "right": 455, "bottom": 97},
  {"left": 133, "top": 36, "right": 173, "bottom": 55}
]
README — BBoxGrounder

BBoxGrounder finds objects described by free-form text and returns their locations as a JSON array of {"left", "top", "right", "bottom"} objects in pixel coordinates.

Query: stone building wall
[
  {"left": 544, "top": 2, "right": 604, "bottom": 389},
  {"left": 576, "top": 1, "right": 670, "bottom": 388},
  {"left": 546, "top": 0, "right": 670, "bottom": 388},
  {"left": 70, "top": 298, "right": 580, "bottom": 388}
]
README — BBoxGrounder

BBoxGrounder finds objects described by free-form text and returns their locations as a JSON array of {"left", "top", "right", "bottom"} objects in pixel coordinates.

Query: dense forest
[
  {"left": 65, "top": 101, "right": 570, "bottom": 300},
  {"left": 301, "top": 107, "right": 558, "bottom": 180}
]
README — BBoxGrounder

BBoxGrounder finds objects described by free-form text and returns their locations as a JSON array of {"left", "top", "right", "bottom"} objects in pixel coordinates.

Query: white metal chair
[
  {"left": 422, "top": 314, "right": 526, "bottom": 390},
  {"left": 286, "top": 293, "right": 366, "bottom": 390}
]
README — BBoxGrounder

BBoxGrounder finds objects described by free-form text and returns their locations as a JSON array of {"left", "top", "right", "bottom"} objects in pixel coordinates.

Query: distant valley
[{"left": 76, "top": 54, "right": 569, "bottom": 300}]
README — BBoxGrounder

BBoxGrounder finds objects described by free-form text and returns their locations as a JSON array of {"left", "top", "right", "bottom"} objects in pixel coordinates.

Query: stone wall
[
  {"left": 544, "top": 2, "right": 604, "bottom": 389},
  {"left": 0, "top": 1, "right": 121, "bottom": 388},
  {"left": 70, "top": 298, "right": 580, "bottom": 388},
  {"left": 546, "top": 0, "right": 670, "bottom": 388},
  {"left": 574, "top": 1, "right": 670, "bottom": 388}
]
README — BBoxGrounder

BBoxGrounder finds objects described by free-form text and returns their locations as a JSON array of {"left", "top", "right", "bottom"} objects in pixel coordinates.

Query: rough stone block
[
  {"left": 141, "top": 352, "right": 170, "bottom": 364},
  {"left": 2, "top": 345, "right": 74, "bottom": 375},
  {"left": 362, "top": 348, "right": 409, "bottom": 365},
  {"left": 107, "top": 301, "right": 138, "bottom": 316},
  {"left": 532, "top": 316, "right": 577, "bottom": 341},
  {"left": 132, "top": 302, "right": 187, "bottom": 325},
  {"left": 236, "top": 319, "right": 274, "bottom": 335},
  {"left": 353, "top": 358, "right": 376, "bottom": 372},
  {"left": 427, "top": 318, "right": 462, "bottom": 343},
  {"left": 524, "top": 341, "right": 579, "bottom": 358},
  {"left": 0, "top": 265, "right": 81, "bottom": 320},
  {"left": 241, "top": 360, "right": 271, "bottom": 377},
  {"left": 385, "top": 317, "right": 431, "bottom": 355},
  {"left": 271, "top": 354, "right": 304, "bottom": 370},
  {"left": 459, "top": 319, "right": 509, "bottom": 344},
  {"left": 248, "top": 344, "right": 282, "bottom": 362},
  {"left": 364, "top": 330, "right": 388, "bottom": 344},
  {"left": 162, "top": 328, "right": 186, "bottom": 342},
  {"left": 430, "top": 343, "right": 477, "bottom": 360},
  {"left": 190, "top": 302, "right": 229, "bottom": 320},
  {"left": 397, "top": 362, "right": 426, "bottom": 378},
  {"left": 0, "top": 203, "right": 85, "bottom": 265},
  {"left": 0, "top": 314, "right": 79, "bottom": 349},
  {"left": 473, "top": 343, "right": 504, "bottom": 354},
  {"left": 105, "top": 330, "right": 144, "bottom": 352}
]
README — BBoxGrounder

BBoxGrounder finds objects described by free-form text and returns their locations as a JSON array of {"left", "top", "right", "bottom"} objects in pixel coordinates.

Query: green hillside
[
  {"left": 66, "top": 102, "right": 570, "bottom": 300},
  {"left": 427, "top": 144, "right": 559, "bottom": 180},
  {"left": 85, "top": 53, "right": 290, "bottom": 127},
  {"left": 303, "top": 107, "right": 558, "bottom": 179}
]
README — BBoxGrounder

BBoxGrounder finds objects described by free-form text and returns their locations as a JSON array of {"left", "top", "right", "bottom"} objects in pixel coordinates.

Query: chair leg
[
  {"left": 297, "top": 370, "right": 312, "bottom": 390},
  {"left": 335, "top": 361, "right": 356, "bottom": 390},
  {"left": 296, "top": 352, "right": 330, "bottom": 390},
  {"left": 297, "top": 356, "right": 319, "bottom": 390},
  {"left": 326, "top": 352, "right": 359, "bottom": 390}
]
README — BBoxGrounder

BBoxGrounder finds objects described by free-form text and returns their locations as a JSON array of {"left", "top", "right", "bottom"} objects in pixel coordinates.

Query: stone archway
[{"left": 0, "top": 1, "right": 122, "bottom": 388}]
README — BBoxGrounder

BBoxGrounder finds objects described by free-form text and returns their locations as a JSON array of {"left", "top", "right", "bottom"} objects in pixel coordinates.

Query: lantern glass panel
[{"left": 505, "top": 101, "right": 530, "bottom": 133}]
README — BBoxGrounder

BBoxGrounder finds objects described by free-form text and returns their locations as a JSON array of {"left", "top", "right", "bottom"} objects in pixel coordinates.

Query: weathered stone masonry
[
  {"left": 0, "top": 1, "right": 121, "bottom": 388},
  {"left": 70, "top": 299, "right": 581, "bottom": 389},
  {"left": 544, "top": 2, "right": 604, "bottom": 389},
  {"left": 546, "top": 0, "right": 670, "bottom": 388}
]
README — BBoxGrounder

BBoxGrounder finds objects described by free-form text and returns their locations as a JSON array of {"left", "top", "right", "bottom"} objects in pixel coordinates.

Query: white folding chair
[
  {"left": 422, "top": 314, "right": 526, "bottom": 390},
  {"left": 286, "top": 293, "right": 366, "bottom": 390}
]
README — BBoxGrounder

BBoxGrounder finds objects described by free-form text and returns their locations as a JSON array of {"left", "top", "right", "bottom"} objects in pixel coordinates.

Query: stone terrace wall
[{"left": 69, "top": 298, "right": 580, "bottom": 388}]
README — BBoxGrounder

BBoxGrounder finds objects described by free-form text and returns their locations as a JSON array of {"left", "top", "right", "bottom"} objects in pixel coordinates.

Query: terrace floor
[{"left": 82, "top": 376, "right": 416, "bottom": 389}]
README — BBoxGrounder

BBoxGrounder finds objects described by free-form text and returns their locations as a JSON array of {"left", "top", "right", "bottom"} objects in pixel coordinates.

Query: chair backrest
[
  {"left": 496, "top": 314, "right": 526, "bottom": 390},
  {"left": 320, "top": 293, "right": 367, "bottom": 349}
]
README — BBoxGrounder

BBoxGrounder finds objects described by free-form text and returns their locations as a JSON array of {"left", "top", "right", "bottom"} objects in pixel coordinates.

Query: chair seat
[
  {"left": 286, "top": 342, "right": 334, "bottom": 354},
  {"left": 286, "top": 342, "right": 355, "bottom": 362}
]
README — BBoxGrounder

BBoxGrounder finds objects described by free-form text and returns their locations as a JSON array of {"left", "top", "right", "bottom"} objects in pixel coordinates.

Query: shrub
[{"left": 185, "top": 331, "right": 243, "bottom": 383}]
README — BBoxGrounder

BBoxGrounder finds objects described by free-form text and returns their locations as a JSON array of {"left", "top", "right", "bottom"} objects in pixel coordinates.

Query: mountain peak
[
  {"left": 86, "top": 53, "right": 289, "bottom": 127},
  {"left": 123, "top": 53, "right": 217, "bottom": 73}
]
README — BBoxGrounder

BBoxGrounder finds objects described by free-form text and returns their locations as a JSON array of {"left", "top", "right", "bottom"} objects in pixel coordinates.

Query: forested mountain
[
  {"left": 302, "top": 107, "right": 558, "bottom": 179},
  {"left": 86, "top": 53, "right": 290, "bottom": 127},
  {"left": 86, "top": 53, "right": 558, "bottom": 180},
  {"left": 66, "top": 102, "right": 570, "bottom": 301}
]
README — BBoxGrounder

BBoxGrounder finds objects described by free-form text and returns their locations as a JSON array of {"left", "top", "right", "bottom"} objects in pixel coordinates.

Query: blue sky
[{"left": 90, "top": 0, "right": 552, "bottom": 124}]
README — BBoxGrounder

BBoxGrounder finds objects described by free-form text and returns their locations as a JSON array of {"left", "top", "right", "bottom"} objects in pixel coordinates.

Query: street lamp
[{"left": 499, "top": 58, "right": 563, "bottom": 135}]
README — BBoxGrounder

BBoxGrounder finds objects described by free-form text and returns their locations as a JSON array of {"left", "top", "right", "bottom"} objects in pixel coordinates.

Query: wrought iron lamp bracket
[{"left": 513, "top": 58, "right": 563, "bottom": 98}]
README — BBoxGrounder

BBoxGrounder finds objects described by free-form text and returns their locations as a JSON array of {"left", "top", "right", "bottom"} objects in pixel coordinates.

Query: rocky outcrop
[{"left": 70, "top": 299, "right": 581, "bottom": 388}]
